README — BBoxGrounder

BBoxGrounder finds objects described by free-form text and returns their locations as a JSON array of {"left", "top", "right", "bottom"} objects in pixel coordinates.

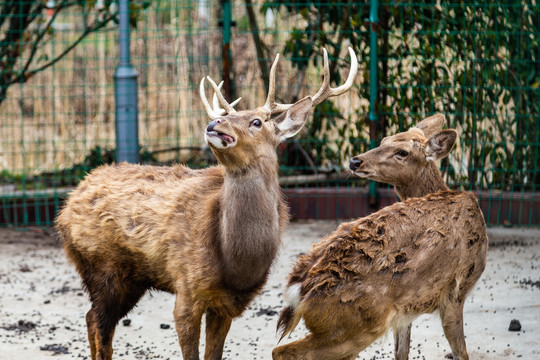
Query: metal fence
[{"left": 1, "top": 1, "right": 539, "bottom": 226}]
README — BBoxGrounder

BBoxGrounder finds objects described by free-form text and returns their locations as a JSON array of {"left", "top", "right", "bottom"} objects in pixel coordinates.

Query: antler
[
  {"left": 263, "top": 47, "right": 358, "bottom": 114},
  {"left": 263, "top": 53, "right": 295, "bottom": 114},
  {"left": 199, "top": 77, "right": 241, "bottom": 119},
  {"left": 200, "top": 47, "right": 357, "bottom": 119},
  {"left": 311, "top": 47, "right": 358, "bottom": 106}
]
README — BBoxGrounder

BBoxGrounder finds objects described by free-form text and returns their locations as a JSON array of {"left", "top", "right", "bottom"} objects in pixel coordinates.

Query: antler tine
[
  {"left": 212, "top": 81, "right": 242, "bottom": 116},
  {"left": 200, "top": 77, "right": 221, "bottom": 119},
  {"left": 206, "top": 76, "right": 237, "bottom": 115},
  {"left": 229, "top": 97, "right": 241, "bottom": 108},
  {"left": 212, "top": 81, "right": 225, "bottom": 115},
  {"left": 262, "top": 47, "right": 357, "bottom": 115},
  {"left": 263, "top": 53, "right": 294, "bottom": 114},
  {"left": 311, "top": 47, "right": 358, "bottom": 106},
  {"left": 264, "top": 53, "right": 278, "bottom": 108}
]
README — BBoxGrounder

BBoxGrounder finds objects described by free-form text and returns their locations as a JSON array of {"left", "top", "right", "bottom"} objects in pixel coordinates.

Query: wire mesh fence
[{"left": 0, "top": 1, "right": 539, "bottom": 226}]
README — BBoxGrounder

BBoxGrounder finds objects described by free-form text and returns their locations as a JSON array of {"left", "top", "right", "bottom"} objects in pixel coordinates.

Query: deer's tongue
[{"left": 220, "top": 134, "right": 234, "bottom": 143}]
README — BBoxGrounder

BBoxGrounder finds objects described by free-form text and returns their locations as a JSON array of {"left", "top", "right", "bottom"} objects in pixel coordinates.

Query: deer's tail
[{"left": 276, "top": 283, "right": 303, "bottom": 342}]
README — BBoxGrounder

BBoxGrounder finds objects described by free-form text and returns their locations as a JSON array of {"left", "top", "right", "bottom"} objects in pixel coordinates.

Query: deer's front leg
[
  {"left": 204, "top": 309, "right": 232, "bottom": 360},
  {"left": 174, "top": 296, "right": 205, "bottom": 360},
  {"left": 439, "top": 299, "right": 469, "bottom": 360}
]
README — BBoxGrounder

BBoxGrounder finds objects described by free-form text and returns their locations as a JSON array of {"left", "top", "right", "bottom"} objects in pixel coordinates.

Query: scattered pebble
[
  {"left": 256, "top": 308, "right": 278, "bottom": 317},
  {"left": 40, "top": 344, "right": 69, "bottom": 355},
  {"left": 0, "top": 320, "right": 37, "bottom": 333},
  {"left": 509, "top": 319, "right": 522, "bottom": 332},
  {"left": 520, "top": 279, "right": 540, "bottom": 289}
]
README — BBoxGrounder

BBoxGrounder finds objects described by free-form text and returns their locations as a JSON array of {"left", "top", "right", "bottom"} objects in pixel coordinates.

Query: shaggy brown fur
[
  {"left": 56, "top": 50, "right": 357, "bottom": 360},
  {"left": 56, "top": 102, "right": 313, "bottom": 360},
  {"left": 273, "top": 115, "right": 488, "bottom": 360}
]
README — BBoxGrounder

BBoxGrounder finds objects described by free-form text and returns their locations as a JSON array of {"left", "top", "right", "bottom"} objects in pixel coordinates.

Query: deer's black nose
[
  {"left": 349, "top": 157, "right": 363, "bottom": 171},
  {"left": 206, "top": 118, "right": 224, "bottom": 132}
]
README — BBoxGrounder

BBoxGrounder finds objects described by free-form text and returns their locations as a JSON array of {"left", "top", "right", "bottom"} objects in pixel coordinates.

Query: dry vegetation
[
  {"left": 1, "top": 3, "right": 517, "bottom": 186},
  {"left": 0, "top": 4, "right": 362, "bottom": 175}
]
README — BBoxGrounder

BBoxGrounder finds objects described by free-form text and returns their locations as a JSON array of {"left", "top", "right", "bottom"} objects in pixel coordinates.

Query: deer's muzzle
[
  {"left": 349, "top": 157, "right": 363, "bottom": 171},
  {"left": 205, "top": 119, "right": 236, "bottom": 148}
]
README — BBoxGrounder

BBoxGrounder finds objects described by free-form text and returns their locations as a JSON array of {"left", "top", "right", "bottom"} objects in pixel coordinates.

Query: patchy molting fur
[{"left": 273, "top": 114, "right": 488, "bottom": 360}]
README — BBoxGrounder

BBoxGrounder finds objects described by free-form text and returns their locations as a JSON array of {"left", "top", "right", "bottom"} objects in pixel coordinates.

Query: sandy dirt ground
[{"left": 0, "top": 221, "right": 539, "bottom": 360}]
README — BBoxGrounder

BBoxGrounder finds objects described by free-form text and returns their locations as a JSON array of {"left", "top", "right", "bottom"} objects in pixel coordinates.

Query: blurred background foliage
[{"left": 262, "top": 1, "right": 539, "bottom": 191}]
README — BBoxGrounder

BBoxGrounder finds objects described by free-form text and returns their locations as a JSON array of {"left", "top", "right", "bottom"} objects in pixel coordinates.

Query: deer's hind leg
[
  {"left": 82, "top": 267, "right": 147, "bottom": 360},
  {"left": 272, "top": 332, "right": 375, "bottom": 360}
]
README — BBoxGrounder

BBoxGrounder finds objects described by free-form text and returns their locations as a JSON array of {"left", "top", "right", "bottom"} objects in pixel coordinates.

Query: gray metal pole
[{"left": 114, "top": 0, "right": 139, "bottom": 163}]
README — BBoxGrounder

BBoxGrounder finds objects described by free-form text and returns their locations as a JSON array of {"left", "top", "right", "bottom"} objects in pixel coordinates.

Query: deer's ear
[
  {"left": 275, "top": 96, "right": 313, "bottom": 142},
  {"left": 425, "top": 129, "right": 457, "bottom": 162},
  {"left": 414, "top": 114, "right": 446, "bottom": 138}
]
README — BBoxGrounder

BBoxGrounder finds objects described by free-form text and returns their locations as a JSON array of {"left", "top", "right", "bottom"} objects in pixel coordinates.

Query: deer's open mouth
[
  {"left": 206, "top": 130, "right": 235, "bottom": 143},
  {"left": 205, "top": 130, "right": 237, "bottom": 148},
  {"left": 353, "top": 170, "right": 376, "bottom": 178}
]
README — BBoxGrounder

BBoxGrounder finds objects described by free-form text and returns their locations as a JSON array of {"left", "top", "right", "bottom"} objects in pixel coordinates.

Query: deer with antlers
[
  {"left": 55, "top": 48, "right": 357, "bottom": 360},
  {"left": 273, "top": 115, "right": 488, "bottom": 360}
]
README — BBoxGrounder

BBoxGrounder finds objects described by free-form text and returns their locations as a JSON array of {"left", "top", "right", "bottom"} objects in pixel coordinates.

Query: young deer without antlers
[
  {"left": 55, "top": 48, "right": 357, "bottom": 360},
  {"left": 273, "top": 115, "right": 488, "bottom": 360}
]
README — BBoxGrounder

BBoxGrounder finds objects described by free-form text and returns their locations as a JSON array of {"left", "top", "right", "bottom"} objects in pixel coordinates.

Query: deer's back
[
  {"left": 296, "top": 191, "right": 487, "bottom": 317},
  {"left": 56, "top": 163, "right": 225, "bottom": 291}
]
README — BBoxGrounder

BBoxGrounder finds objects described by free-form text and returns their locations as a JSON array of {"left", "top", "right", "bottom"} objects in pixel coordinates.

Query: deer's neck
[
  {"left": 219, "top": 161, "right": 282, "bottom": 290},
  {"left": 394, "top": 162, "right": 449, "bottom": 201}
]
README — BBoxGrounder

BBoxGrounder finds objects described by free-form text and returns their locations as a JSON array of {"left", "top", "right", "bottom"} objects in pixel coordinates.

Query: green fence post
[
  {"left": 114, "top": 0, "right": 139, "bottom": 163},
  {"left": 368, "top": 0, "right": 379, "bottom": 207},
  {"left": 221, "top": 0, "right": 232, "bottom": 100}
]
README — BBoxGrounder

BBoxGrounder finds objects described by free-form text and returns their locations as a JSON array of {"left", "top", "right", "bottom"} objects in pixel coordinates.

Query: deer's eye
[
  {"left": 250, "top": 119, "right": 262, "bottom": 128},
  {"left": 396, "top": 150, "right": 409, "bottom": 157}
]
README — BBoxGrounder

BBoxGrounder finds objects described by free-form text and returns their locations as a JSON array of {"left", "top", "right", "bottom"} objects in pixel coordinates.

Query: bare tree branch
[
  {"left": 10, "top": 11, "right": 118, "bottom": 86},
  {"left": 20, "top": 0, "right": 70, "bottom": 78},
  {"left": 0, "top": 0, "right": 15, "bottom": 29},
  {"left": 244, "top": 0, "right": 269, "bottom": 92},
  {"left": 0, "top": 2, "right": 118, "bottom": 105}
]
